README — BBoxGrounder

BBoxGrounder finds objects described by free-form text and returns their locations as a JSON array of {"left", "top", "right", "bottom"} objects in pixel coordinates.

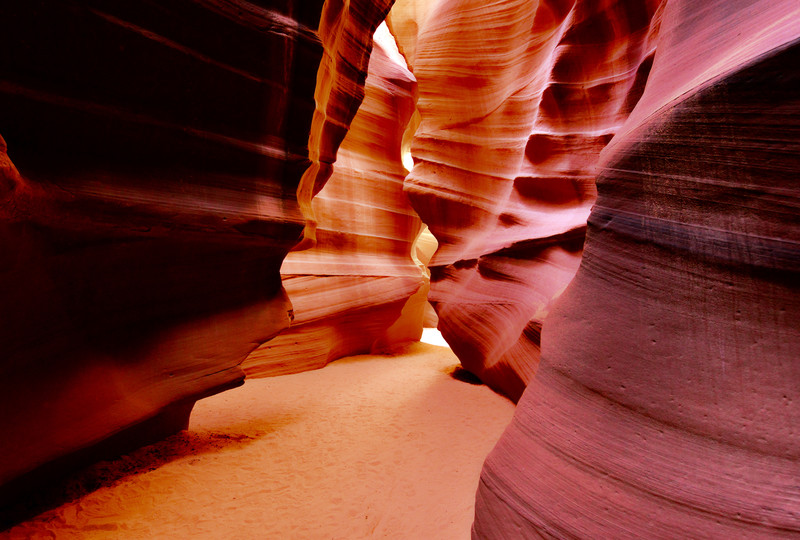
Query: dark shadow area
[
  {"left": 447, "top": 365, "right": 484, "bottom": 386},
  {"left": 0, "top": 425, "right": 264, "bottom": 532}
]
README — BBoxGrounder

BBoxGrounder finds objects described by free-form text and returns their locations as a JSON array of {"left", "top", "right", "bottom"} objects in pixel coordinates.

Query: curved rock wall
[
  {"left": 400, "top": 0, "right": 663, "bottom": 400},
  {"left": 243, "top": 23, "right": 427, "bottom": 377},
  {"left": 0, "top": 0, "right": 391, "bottom": 496},
  {"left": 474, "top": 0, "right": 800, "bottom": 536}
]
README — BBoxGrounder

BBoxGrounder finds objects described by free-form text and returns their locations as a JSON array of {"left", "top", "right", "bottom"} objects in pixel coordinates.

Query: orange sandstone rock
[
  {"left": 243, "top": 23, "right": 426, "bottom": 377},
  {"left": 401, "top": 0, "right": 663, "bottom": 400}
]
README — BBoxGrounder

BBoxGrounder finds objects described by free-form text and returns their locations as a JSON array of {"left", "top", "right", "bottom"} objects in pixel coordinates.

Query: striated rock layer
[
  {"left": 0, "top": 0, "right": 391, "bottom": 499},
  {"left": 244, "top": 23, "right": 428, "bottom": 377},
  {"left": 399, "top": 0, "right": 663, "bottom": 400},
  {"left": 475, "top": 0, "right": 800, "bottom": 537}
]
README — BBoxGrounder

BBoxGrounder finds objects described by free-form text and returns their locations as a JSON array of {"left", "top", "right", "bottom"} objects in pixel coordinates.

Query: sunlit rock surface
[
  {"left": 474, "top": 0, "right": 800, "bottom": 536},
  {"left": 242, "top": 24, "right": 425, "bottom": 377},
  {"left": 386, "top": 0, "right": 438, "bottom": 68},
  {"left": 399, "top": 0, "right": 663, "bottom": 400},
  {"left": 0, "top": 0, "right": 391, "bottom": 497}
]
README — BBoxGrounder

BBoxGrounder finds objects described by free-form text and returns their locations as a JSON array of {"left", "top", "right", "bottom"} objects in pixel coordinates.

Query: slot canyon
[{"left": 0, "top": 0, "right": 798, "bottom": 538}]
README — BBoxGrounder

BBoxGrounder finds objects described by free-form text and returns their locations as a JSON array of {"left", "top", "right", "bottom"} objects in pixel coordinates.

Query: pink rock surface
[
  {"left": 243, "top": 24, "right": 428, "bottom": 377},
  {"left": 0, "top": 0, "right": 391, "bottom": 497},
  {"left": 474, "top": 0, "right": 800, "bottom": 536},
  {"left": 400, "top": 0, "right": 663, "bottom": 400}
]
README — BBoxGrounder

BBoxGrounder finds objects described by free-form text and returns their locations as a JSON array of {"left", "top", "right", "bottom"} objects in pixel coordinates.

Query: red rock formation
[
  {"left": 399, "top": 0, "right": 663, "bottom": 400},
  {"left": 0, "top": 0, "right": 391, "bottom": 499},
  {"left": 243, "top": 23, "right": 426, "bottom": 376},
  {"left": 474, "top": 0, "right": 800, "bottom": 536}
]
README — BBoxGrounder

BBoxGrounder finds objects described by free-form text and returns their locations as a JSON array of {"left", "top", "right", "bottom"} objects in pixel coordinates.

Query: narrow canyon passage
[
  {"left": 3, "top": 342, "right": 514, "bottom": 539},
  {"left": 1, "top": 1, "right": 798, "bottom": 537}
]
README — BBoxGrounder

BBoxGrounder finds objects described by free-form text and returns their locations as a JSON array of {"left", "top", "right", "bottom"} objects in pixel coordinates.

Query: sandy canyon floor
[{"left": 3, "top": 338, "right": 514, "bottom": 539}]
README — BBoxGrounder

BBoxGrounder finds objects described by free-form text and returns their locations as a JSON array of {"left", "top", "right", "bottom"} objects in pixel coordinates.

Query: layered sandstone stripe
[
  {"left": 399, "top": 0, "right": 663, "bottom": 400},
  {"left": 244, "top": 24, "right": 427, "bottom": 376},
  {"left": 475, "top": 0, "right": 800, "bottom": 536}
]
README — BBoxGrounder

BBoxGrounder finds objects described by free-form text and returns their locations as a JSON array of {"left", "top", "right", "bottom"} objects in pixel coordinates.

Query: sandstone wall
[
  {"left": 398, "top": 0, "right": 663, "bottom": 400},
  {"left": 244, "top": 23, "right": 428, "bottom": 377},
  {"left": 474, "top": 0, "right": 800, "bottom": 536},
  {"left": 0, "top": 0, "right": 392, "bottom": 496}
]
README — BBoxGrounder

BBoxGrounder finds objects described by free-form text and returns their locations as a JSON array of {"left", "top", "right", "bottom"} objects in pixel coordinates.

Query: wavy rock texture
[
  {"left": 475, "top": 0, "right": 800, "bottom": 537},
  {"left": 386, "top": 0, "right": 438, "bottom": 68},
  {"left": 400, "top": 0, "right": 663, "bottom": 400},
  {"left": 243, "top": 24, "right": 427, "bottom": 377},
  {"left": 0, "top": 0, "right": 391, "bottom": 497}
]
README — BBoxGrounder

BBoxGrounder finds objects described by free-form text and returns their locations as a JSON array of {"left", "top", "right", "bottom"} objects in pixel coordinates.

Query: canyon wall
[
  {"left": 398, "top": 0, "right": 664, "bottom": 400},
  {"left": 243, "top": 23, "right": 428, "bottom": 377},
  {"left": 474, "top": 0, "right": 800, "bottom": 537},
  {"left": 0, "top": 0, "right": 392, "bottom": 498}
]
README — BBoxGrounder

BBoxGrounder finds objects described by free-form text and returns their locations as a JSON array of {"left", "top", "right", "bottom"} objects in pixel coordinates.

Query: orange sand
[{"left": 3, "top": 341, "right": 514, "bottom": 539}]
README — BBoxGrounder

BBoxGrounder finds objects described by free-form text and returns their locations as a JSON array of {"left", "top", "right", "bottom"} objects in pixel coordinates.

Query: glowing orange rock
[
  {"left": 242, "top": 24, "right": 426, "bottom": 377},
  {"left": 400, "top": 0, "right": 663, "bottom": 400}
]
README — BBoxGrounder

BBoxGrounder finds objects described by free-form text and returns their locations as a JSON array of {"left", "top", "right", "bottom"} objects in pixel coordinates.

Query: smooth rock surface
[
  {"left": 243, "top": 23, "right": 428, "bottom": 377},
  {"left": 474, "top": 0, "right": 800, "bottom": 536},
  {"left": 400, "top": 0, "right": 663, "bottom": 400},
  {"left": 0, "top": 0, "right": 391, "bottom": 495}
]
